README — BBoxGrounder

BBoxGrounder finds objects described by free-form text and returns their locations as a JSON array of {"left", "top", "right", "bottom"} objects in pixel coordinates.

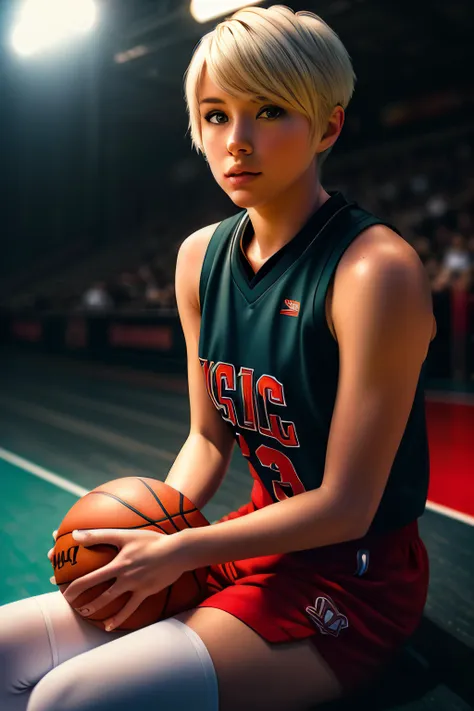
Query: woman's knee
[
  {"left": 0, "top": 596, "right": 55, "bottom": 695},
  {"left": 0, "top": 591, "right": 112, "bottom": 703},
  {"left": 25, "top": 663, "right": 77, "bottom": 711},
  {"left": 26, "top": 618, "right": 219, "bottom": 711}
]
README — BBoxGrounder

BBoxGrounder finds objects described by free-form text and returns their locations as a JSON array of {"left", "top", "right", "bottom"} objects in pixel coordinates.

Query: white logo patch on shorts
[{"left": 305, "top": 596, "right": 349, "bottom": 637}]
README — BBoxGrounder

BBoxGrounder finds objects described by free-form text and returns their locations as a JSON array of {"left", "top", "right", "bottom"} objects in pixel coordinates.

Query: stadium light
[
  {"left": 190, "top": 0, "right": 264, "bottom": 24},
  {"left": 11, "top": 0, "right": 98, "bottom": 57}
]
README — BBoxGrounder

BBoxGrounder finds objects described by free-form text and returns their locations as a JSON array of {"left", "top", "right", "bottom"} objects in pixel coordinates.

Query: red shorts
[{"left": 196, "top": 501, "right": 429, "bottom": 693}]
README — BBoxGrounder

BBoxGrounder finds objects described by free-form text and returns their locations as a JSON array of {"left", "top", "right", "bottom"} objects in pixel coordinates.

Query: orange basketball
[{"left": 50, "top": 477, "right": 210, "bottom": 631}]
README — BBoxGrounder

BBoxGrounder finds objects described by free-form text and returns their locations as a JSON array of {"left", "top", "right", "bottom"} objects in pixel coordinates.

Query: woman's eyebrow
[
  {"left": 199, "top": 97, "right": 225, "bottom": 105},
  {"left": 199, "top": 95, "right": 270, "bottom": 105}
]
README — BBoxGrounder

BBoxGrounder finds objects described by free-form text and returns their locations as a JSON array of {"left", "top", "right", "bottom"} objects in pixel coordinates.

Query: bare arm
[
  {"left": 173, "top": 226, "right": 434, "bottom": 568},
  {"left": 164, "top": 223, "right": 236, "bottom": 511}
]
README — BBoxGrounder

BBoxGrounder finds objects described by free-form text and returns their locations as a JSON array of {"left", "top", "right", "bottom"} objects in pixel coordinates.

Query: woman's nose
[{"left": 226, "top": 121, "right": 253, "bottom": 155}]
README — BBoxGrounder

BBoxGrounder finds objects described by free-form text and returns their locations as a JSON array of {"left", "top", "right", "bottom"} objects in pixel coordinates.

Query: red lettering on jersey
[
  {"left": 256, "top": 375, "right": 299, "bottom": 447},
  {"left": 214, "top": 363, "right": 238, "bottom": 425},
  {"left": 256, "top": 444, "right": 306, "bottom": 500},
  {"left": 199, "top": 358, "right": 220, "bottom": 410},
  {"left": 238, "top": 433, "right": 306, "bottom": 505},
  {"left": 199, "top": 359, "right": 299, "bottom": 448},
  {"left": 238, "top": 367, "right": 257, "bottom": 431}
]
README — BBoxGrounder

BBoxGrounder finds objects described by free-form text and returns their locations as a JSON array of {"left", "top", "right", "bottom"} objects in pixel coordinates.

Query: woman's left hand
[{"left": 57, "top": 528, "right": 188, "bottom": 632}]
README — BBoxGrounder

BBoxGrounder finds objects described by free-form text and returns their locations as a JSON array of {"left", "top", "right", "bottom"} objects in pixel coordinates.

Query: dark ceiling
[
  {"left": 102, "top": 0, "right": 474, "bottom": 120},
  {"left": 1, "top": 0, "right": 472, "bottom": 135}
]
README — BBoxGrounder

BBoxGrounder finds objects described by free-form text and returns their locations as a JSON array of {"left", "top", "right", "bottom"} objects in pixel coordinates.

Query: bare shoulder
[
  {"left": 338, "top": 224, "right": 425, "bottom": 274},
  {"left": 328, "top": 224, "right": 437, "bottom": 341},
  {"left": 179, "top": 221, "right": 222, "bottom": 256},
  {"left": 177, "top": 221, "right": 221, "bottom": 269},
  {"left": 175, "top": 221, "right": 221, "bottom": 311},
  {"left": 336, "top": 224, "right": 432, "bottom": 308}
]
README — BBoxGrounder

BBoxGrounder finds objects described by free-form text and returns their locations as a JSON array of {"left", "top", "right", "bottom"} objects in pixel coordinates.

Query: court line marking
[
  {"left": 0, "top": 446, "right": 89, "bottom": 497},
  {"left": 424, "top": 501, "right": 474, "bottom": 527},
  {"left": 0, "top": 446, "right": 472, "bottom": 528},
  {"left": 0, "top": 447, "right": 220, "bottom": 524}
]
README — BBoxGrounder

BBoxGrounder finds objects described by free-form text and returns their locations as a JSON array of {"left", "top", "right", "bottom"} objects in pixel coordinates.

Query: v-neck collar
[{"left": 231, "top": 191, "right": 349, "bottom": 304}]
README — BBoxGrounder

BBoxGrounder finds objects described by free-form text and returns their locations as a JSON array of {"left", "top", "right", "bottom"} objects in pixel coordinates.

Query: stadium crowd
[{"left": 332, "top": 131, "right": 474, "bottom": 299}]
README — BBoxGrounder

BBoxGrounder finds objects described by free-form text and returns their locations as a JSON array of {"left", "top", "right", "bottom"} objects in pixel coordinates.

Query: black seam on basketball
[
  {"left": 85, "top": 491, "right": 199, "bottom": 532},
  {"left": 86, "top": 492, "right": 169, "bottom": 533},
  {"left": 177, "top": 491, "right": 193, "bottom": 528},
  {"left": 137, "top": 478, "right": 181, "bottom": 532},
  {"left": 54, "top": 511, "right": 198, "bottom": 544}
]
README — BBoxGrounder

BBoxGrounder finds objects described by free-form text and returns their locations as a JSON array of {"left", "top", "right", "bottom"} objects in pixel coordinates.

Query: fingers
[
  {"left": 62, "top": 566, "right": 118, "bottom": 606},
  {"left": 103, "top": 593, "right": 144, "bottom": 632},
  {"left": 74, "top": 582, "right": 122, "bottom": 619},
  {"left": 48, "top": 573, "right": 69, "bottom": 595},
  {"left": 47, "top": 530, "right": 58, "bottom": 562}
]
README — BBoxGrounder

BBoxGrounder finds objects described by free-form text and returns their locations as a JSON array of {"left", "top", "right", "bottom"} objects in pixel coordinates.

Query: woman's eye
[
  {"left": 204, "top": 106, "right": 284, "bottom": 124},
  {"left": 259, "top": 106, "right": 285, "bottom": 120},
  {"left": 205, "top": 111, "right": 227, "bottom": 125}
]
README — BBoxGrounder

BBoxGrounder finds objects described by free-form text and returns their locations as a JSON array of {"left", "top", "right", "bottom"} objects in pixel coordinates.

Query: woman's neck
[{"left": 245, "top": 180, "right": 330, "bottom": 264}]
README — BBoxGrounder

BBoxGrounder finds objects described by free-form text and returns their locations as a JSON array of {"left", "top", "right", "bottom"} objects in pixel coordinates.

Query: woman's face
[{"left": 198, "top": 69, "right": 339, "bottom": 209}]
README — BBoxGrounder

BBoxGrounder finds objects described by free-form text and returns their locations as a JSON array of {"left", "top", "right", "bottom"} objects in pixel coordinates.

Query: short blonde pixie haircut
[{"left": 184, "top": 4, "right": 356, "bottom": 167}]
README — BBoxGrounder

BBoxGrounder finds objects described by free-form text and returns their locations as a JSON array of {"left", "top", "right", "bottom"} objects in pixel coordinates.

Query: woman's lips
[{"left": 225, "top": 172, "right": 262, "bottom": 186}]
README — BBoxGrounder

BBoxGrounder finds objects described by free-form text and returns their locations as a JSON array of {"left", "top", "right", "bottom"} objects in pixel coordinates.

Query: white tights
[{"left": 0, "top": 592, "right": 219, "bottom": 711}]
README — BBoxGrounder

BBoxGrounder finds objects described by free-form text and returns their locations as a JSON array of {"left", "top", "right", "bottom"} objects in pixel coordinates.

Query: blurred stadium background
[
  {"left": 1, "top": 0, "right": 473, "bottom": 376},
  {"left": 0, "top": 2, "right": 473, "bottom": 710}
]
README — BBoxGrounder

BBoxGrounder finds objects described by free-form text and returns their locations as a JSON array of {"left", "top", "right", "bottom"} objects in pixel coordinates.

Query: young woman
[{"left": 0, "top": 6, "right": 436, "bottom": 711}]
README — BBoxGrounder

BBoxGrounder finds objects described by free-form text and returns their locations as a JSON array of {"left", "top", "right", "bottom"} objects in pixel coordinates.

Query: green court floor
[{"left": 0, "top": 458, "right": 80, "bottom": 604}]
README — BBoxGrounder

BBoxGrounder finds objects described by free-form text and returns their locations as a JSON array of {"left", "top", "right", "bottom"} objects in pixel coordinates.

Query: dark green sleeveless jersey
[{"left": 198, "top": 191, "right": 429, "bottom": 534}]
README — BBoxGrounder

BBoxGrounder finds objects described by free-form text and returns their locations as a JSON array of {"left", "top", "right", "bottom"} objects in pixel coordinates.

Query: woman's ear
[{"left": 316, "top": 105, "right": 345, "bottom": 155}]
